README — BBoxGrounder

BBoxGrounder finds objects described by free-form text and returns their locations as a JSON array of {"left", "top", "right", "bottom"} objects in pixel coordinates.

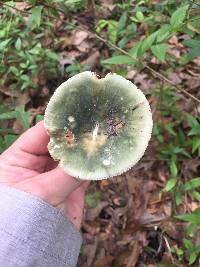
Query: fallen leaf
[
  {"left": 84, "top": 236, "right": 98, "bottom": 267},
  {"left": 168, "top": 72, "right": 182, "bottom": 85},
  {"left": 100, "top": 0, "right": 114, "bottom": 11},
  {"left": 133, "top": 73, "right": 153, "bottom": 92},
  {"left": 85, "top": 201, "right": 108, "bottom": 221},
  {"left": 82, "top": 221, "right": 101, "bottom": 235},
  {"left": 93, "top": 255, "right": 114, "bottom": 267},
  {"left": 12, "top": 119, "right": 24, "bottom": 134},
  {"left": 15, "top": 2, "right": 30, "bottom": 11},
  {"left": 127, "top": 69, "right": 137, "bottom": 79},
  {"left": 81, "top": 50, "right": 100, "bottom": 68},
  {"left": 0, "top": 87, "right": 20, "bottom": 98},
  {"left": 72, "top": 30, "right": 89, "bottom": 46},
  {"left": 168, "top": 36, "right": 183, "bottom": 47},
  {"left": 16, "top": 92, "right": 30, "bottom": 106},
  {"left": 126, "top": 240, "right": 141, "bottom": 267}
]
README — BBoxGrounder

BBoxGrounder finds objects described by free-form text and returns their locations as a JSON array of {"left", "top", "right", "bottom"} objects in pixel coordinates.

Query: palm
[{"left": 0, "top": 122, "right": 89, "bottom": 229}]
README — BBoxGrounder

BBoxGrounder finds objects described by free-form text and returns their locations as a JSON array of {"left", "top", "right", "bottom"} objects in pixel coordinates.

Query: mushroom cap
[{"left": 44, "top": 71, "right": 153, "bottom": 180}]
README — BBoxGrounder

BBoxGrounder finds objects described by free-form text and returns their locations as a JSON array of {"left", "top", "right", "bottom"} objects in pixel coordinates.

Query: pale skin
[{"left": 0, "top": 121, "right": 89, "bottom": 229}]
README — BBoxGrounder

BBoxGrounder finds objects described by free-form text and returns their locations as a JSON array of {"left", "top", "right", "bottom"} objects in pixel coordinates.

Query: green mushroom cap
[{"left": 44, "top": 71, "right": 153, "bottom": 180}]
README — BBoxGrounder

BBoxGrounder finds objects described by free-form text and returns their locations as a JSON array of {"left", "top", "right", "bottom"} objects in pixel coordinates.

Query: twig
[
  {"left": 94, "top": 33, "right": 200, "bottom": 104},
  {"left": 126, "top": 240, "right": 141, "bottom": 267},
  {"left": 163, "top": 235, "right": 174, "bottom": 264}
]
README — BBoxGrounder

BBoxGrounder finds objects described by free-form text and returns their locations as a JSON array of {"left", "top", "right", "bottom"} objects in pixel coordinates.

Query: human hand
[{"left": 0, "top": 121, "right": 89, "bottom": 229}]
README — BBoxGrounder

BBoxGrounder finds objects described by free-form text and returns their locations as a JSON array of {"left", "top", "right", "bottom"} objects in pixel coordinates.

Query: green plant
[
  {"left": 183, "top": 238, "right": 200, "bottom": 265},
  {"left": 85, "top": 191, "right": 102, "bottom": 208},
  {"left": 0, "top": 106, "right": 32, "bottom": 152},
  {"left": 99, "top": 2, "right": 200, "bottom": 69}
]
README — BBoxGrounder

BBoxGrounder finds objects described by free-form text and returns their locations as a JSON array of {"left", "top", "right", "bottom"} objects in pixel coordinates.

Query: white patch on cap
[{"left": 68, "top": 116, "right": 75, "bottom": 122}]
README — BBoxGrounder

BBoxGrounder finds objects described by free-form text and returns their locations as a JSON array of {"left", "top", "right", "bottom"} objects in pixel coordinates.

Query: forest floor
[{"left": 0, "top": 1, "right": 200, "bottom": 266}]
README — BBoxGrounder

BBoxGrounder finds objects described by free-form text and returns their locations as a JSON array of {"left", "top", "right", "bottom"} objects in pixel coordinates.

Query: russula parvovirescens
[{"left": 44, "top": 71, "right": 153, "bottom": 180}]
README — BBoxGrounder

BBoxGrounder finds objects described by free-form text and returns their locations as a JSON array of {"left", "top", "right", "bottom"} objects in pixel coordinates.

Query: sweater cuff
[{"left": 0, "top": 185, "right": 82, "bottom": 267}]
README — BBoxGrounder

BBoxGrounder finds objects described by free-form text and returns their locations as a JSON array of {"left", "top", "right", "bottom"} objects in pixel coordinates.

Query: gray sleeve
[{"left": 0, "top": 185, "right": 82, "bottom": 267}]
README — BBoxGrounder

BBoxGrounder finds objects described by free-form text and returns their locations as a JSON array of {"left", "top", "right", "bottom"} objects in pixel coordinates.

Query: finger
[
  {"left": 16, "top": 166, "right": 84, "bottom": 205},
  {"left": 1, "top": 149, "right": 53, "bottom": 173},
  {"left": 12, "top": 121, "right": 49, "bottom": 155}
]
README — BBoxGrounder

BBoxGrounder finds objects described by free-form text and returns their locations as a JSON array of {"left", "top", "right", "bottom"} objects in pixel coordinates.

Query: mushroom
[{"left": 44, "top": 71, "right": 153, "bottom": 180}]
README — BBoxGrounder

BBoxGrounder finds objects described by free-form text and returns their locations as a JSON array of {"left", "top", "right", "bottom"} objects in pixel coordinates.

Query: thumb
[{"left": 16, "top": 166, "right": 83, "bottom": 206}]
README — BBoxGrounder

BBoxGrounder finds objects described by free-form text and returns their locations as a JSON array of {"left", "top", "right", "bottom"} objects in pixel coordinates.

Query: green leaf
[
  {"left": 164, "top": 178, "right": 177, "bottom": 192},
  {"left": 188, "top": 123, "right": 200, "bottom": 136},
  {"left": 138, "top": 31, "right": 158, "bottom": 56},
  {"left": 107, "top": 20, "right": 118, "bottom": 44},
  {"left": 175, "top": 190, "right": 182, "bottom": 205},
  {"left": 95, "top": 19, "right": 108, "bottom": 33},
  {"left": 47, "top": 51, "right": 59, "bottom": 61},
  {"left": 151, "top": 43, "right": 168, "bottom": 61},
  {"left": 157, "top": 24, "right": 171, "bottom": 43},
  {"left": 181, "top": 177, "right": 200, "bottom": 192},
  {"left": 183, "top": 39, "right": 200, "bottom": 48},
  {"left": 35, "top": 115, "right": 44, "bottom": 123},
  {"left": 186, "top": 223, "right": 197, "bottom": 237},
  {"left": 31, "top": 6, "right": 43, "bottom": 27},
  {"left": 136, "top": 11, "right": 144, "bottom": 22},
  {"left": 191, "top": 138, "right": 200, "bottom": 153},
  {"left": 15, "top": 106, "right": 31, "bottom": 129},
  {"left": 4, "top": 134, "right": 18, "bottom": 148},
  {"left": 189, "top": 251, "right": 199, "bottom": 265},
  {"left": 0, "top": 39, "right": 11, "bottom": 51},
  {"left": 175, "top": 209, "right": 200, "bottom": 225},
  {"left": 129, "top": 42, "right": 142, "bottom": 58},
  {"left": 85, "top": 192, "right": 101, "bottom": 208},
  {"left": 187, "top": 47, "right": 200, "bottom": 61},
  {"left": 0, "top": 106, "right": 31, "bottom": 129},
  {"left": 170, "top": 5, "right": 189, "bottom": 28},
  {"left": 184, "top": 238, "right": 193, "bottom": 250},
  {"left": 101, "top": 55, "right": 135, "bottom": 65},
  {"left": 170, "top": 160, "right": 178, "bottom": 177},
  {"left": 117, "top": 12, "right": 127, "bottom": 33},
  {"left": 0, "top": 111, "right": 17, "bottom": 120},
  {"left": 191, "top": 191, "right": 200, "bottom": 201},
  {"left": 15, "top": 38, "right": 21, "bottom": 51}
]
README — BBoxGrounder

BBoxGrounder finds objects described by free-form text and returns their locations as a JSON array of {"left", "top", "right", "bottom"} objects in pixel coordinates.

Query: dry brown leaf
[
  {"left": 82, "top": 221, "right": 101, "bottom": 235},
  {"left": 185, "top": 75, "right": 200, "bottom": 90},
  {"left": 126, "top": 173, "right": 139, "bottom": 194},
  {"left": 16, "top": 92, "right": 30, "bottom": 106},
  {"left": 72, "top": 30, "right": 89, "bottom": 46},
  {"left": 0, "top": 87, "right": 20, "bottom": 98},
  {"left": 168, "top": 36, "right": 183, "bottom": 47},
  {"left": 15, "top": 2, "right": 30, "bottom": 11},
  {"left": 12, "top": 119, "right": 24, "bottom": 134},
  {"left": 133, "top": 73, "right": 153, "bottom": 92},
  {"left": 168, "top": 73, "right": 182, "bottom": 85},
  {"left": 168, "top": 47, "right": 181, "bottom": 58},
  {"left": 192, "top": 57, "right": 200, "bottom": 66},
  {"left": 127, "top": 69, "right": 137, "bottom": 79},
  {"left": 126, "top": 240, "right": 141, "bottom": 267},
  {"left": 81, "top": 50, "right": 100, "bottom": 68},
  {"left": 93, "top": 255, "right": 114, "bottom": 267},
  {"left": 100, "top": 0, "right": 114, "bottom": 11},
  {"left": 84, "top": 236, "right": 98, "bottom": 267},
  {"left": 85, "top": 201, "right": 108, "bottom": 221}
]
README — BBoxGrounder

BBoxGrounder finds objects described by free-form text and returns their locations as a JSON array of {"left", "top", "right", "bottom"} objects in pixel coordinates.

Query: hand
[{"left": 0, "top": 121, "right": 89, "bottom": 229}]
